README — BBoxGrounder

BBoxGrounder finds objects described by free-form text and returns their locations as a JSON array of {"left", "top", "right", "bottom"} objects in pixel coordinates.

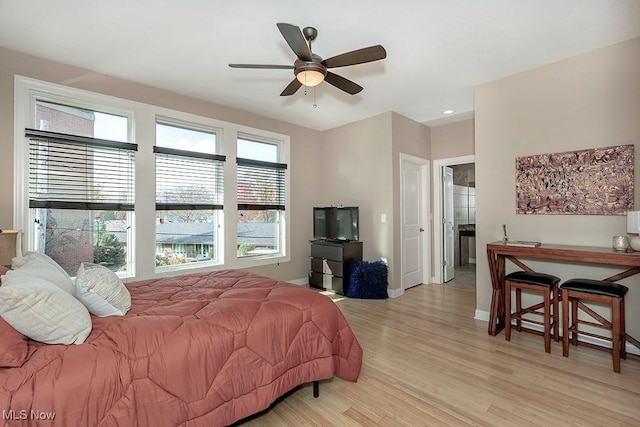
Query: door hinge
[{"left": 443, "top": 259, "right": 447, "bottom": 266}]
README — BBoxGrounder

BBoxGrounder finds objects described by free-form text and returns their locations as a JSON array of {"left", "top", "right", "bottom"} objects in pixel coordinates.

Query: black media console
[{"left": 309, "top": 239, "right": 363, "bottom": 295}]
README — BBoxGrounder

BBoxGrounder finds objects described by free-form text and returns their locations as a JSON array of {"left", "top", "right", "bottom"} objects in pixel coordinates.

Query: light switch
[{"left": 381, "top": 213, "right": 386, "bottom": 223}]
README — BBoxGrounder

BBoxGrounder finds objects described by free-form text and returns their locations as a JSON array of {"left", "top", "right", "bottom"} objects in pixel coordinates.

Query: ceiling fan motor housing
[{"left": 294, "top": 58, "right": 327, "bottom": 79}]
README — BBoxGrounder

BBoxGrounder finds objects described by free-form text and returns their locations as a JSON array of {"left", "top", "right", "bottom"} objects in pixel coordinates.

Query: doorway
[
  {"left": 432, "top": 155, "right": 476, "bottom": 286},
  {"left": 400, "top": 153, "right": 430, "bottom": 292}
]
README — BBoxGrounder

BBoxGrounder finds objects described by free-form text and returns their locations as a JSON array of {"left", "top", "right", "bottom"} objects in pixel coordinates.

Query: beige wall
[
  {"left": 430, "top": 119, "right": 475, "bottom": 161},
  {"left": 475, "top": 38, "right": 640, "bottom": 339},
  {"left": 0, "top": 46, "right": 323, "bottom": 282}
]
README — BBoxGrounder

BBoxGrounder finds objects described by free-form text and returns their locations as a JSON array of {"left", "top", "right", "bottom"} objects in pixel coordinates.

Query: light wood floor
[{"left": 239, "top": 282, "right": 640, "bottom": 426}]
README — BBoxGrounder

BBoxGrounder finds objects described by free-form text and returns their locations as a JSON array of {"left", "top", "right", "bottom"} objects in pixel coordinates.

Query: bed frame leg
[{"left": 313, "top": 381, "right": 319, "bottom": 398}]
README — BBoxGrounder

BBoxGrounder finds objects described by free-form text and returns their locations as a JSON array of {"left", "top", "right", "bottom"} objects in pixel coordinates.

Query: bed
[{"left": 0, "top": 267, "right": 363, "bottom": 426}]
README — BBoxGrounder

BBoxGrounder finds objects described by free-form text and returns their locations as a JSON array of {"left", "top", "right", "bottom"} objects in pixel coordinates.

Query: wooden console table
[{"left": 486, "top": 241, "right": 640, "bottom": 349}]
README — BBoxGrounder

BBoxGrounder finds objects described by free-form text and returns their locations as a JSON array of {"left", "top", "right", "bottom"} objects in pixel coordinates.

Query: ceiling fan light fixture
[
  {"left": 296, "top": 70, "right": 325, "bottom": 86},
  {"left": 294, "top": 61, "right": 327, "bottom": 87}
]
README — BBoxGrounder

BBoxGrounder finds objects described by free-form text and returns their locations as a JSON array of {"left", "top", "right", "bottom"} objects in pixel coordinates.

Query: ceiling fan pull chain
[{"left": 313, "top": 86, "right": 317, "bottom": 108}]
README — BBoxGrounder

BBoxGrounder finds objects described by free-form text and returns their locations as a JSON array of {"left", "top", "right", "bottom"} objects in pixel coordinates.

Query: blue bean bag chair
[{"left": 345, "top": 259, "right": 388, "bottom": 299}]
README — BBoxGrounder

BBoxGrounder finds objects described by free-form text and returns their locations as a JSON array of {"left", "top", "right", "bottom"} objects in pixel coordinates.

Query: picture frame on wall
[{"left": 515, "top": 144, "right": 634, "bottom": 215}]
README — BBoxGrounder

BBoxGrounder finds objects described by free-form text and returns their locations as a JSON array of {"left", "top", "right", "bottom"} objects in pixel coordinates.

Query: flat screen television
[{"left": 313, "top": 206, "right": 359, "bottom": 241}]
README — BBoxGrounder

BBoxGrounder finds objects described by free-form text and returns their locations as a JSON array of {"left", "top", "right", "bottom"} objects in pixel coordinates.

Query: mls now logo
[{"left": 3, "top": 410, "right": 56, "bottom": 420}]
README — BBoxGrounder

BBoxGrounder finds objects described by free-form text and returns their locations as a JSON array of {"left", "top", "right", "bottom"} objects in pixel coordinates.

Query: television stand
[{"left": 309, "top": 239, "right": 363, "bottom": 295}]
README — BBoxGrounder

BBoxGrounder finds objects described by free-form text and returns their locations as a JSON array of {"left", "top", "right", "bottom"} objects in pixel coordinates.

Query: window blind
[
  {"left": 26, "top": 128, "right": 137, "bottom": 211},
  {"left": 154, "top": 146, "right": 225, "bottom": 210},
  {"left": 237, "top": 158, "right": 287, "bottom": 210}
]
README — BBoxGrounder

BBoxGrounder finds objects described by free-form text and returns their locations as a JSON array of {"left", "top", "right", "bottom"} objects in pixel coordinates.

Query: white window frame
[
  {"left": 14, "top": 77, "right": 137, "bottom": 277},
  {"left": 234, "top": 131, "right": 290, "bottom": 268},
  {"left": 153, "top": 117, "right": 225, "bottom": 273},
  {"left": 14, "top": 76, "right": 290, "bottom": 279}
]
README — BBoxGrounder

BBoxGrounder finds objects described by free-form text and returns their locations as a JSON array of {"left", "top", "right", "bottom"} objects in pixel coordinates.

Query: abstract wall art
[{"left": 515, "top": 144, "right": 634, "bottom": 215}]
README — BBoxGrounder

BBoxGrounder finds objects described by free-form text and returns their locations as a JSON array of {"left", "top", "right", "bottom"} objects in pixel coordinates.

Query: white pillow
[
  {"left": 0, "top": 274, "right": 92, "bottom": 345},
  {"left": 11, "top": 252, "right": 74, "bottom": 294},
  {"left": 74, "top": 263, "right": 131, "bottom": 317}
]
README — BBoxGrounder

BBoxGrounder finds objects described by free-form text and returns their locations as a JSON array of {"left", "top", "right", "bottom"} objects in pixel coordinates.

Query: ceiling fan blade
[
  {"left": 324, "top": 72, "right": 363, "bottom": 95},
  {"left": 280, "top": 78, "right": 302, "bottom": 96},
  {"left": 276, "top": 23, "right": 312, "bottom": 61},
  {"left": 323, "top": 45, "right": 387, "bottom": 68},
  {"left": 229, "top": 64, "right": 293, "bottom": 69}
]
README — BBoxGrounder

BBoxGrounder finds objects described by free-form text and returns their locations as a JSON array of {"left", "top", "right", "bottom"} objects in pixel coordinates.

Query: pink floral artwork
[{"left": 516, "top": 144, "right": 634, "bottom": 215}]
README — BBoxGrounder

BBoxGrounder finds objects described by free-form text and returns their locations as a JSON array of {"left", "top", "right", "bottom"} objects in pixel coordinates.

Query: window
[
  {"left": 26, "top": 100, "right": 134, "bottom": 275},
  {"left": 16, "top": 77, "right": 290, "bottom": 277},
  {"left": 154, "top": 121, "right": 224, "bottom": 268},
  {"left": 236, "top": 136, "right": 287, "bottom": 258}
]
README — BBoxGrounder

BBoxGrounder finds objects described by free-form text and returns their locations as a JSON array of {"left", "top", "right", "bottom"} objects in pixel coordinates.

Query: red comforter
[{"left": 0, "top": 270, "right": 363, "bottom": 426}]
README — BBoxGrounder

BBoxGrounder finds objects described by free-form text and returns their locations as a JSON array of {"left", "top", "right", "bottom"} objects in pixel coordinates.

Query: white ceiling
[{"left": 1, "top": 1, "right": 639, "bottom": 131}]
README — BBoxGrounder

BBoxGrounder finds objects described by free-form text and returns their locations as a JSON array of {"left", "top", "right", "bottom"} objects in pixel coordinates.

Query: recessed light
[{"left": 442, "top": 109, "right": 455, "bottom": 115}]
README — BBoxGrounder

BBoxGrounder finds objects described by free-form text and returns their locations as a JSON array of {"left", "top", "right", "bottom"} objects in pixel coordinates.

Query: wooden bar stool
[
  {"left": 559, "top": 279, "right": 628, "bottom": 373},
  {"left": 504, "top": 271, "right": 561, "bottom": 353}
]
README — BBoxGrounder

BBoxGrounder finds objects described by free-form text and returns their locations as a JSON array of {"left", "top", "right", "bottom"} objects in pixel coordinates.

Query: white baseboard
[
  {"left": 474, "top": 310, "right": 639, "bottom": 356},
  {"left": 388, "top": 287, "right": 404, "bottom": 298},
  {"left": 474, "top": 309, "right": 490, "bottom": 322}
]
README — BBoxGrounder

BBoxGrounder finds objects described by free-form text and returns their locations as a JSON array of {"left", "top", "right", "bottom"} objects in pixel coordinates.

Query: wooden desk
[{"left": 486, "top": 241, "right": 640, "bottom": 349}]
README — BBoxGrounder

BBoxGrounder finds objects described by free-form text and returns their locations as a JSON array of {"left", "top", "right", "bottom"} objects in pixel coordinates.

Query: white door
[
  {"left": 401, "top": 159, "right": 423, "bottom": 289},
  {"left": 443, "top": 166, "right": 455, "bottom": 282}
]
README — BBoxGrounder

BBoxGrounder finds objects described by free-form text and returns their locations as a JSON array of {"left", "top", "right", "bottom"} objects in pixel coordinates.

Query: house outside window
[
  {"left": 26, "top": 100, "right": 134, "bottom": 275},
  {"left": 237, "top": 136, "right": 287, "bottom": 259},
  {"left": 154, "top": 120, "right": 224, "bottom": 269}
]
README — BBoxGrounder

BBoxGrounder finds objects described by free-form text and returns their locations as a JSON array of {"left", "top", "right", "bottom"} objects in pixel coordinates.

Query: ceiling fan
[{"left": 229, "top": 23, "right": 387, "bottom": 96}]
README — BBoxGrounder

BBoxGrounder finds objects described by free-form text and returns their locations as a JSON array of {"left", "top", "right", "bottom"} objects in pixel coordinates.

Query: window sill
[
  {"left": 236, "top": 254, "right": 290, "bottom": 269},
  {"left": 154, "top": 260, "right": 221, "bottom": 275}
]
